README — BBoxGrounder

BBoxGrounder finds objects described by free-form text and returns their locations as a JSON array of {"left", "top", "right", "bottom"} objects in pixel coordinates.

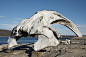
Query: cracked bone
[{"left": 7, "top": 10, "right": 82, "bottom": 51}]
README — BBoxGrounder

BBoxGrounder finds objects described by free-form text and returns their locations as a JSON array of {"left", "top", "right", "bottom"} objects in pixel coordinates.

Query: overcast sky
[{"left": 0, "top": 0, "right": 86, "bottom": 35}]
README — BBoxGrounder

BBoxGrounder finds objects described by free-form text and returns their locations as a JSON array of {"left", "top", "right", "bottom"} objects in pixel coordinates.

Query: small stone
[
  {"left": 13, "top": 50, "right": 22, "bottom": 55},
  {"left": 31, "top": 51, "right": 38, "bottom": 57},
  {"left": 5, "top": 49, "right": 14, "bottom": 53},
  {"left": 44, "top": 47, "right": 51, "bottom": 52},
  {"left": 84, "top": 41, "right": 86, "bottom": 45}
]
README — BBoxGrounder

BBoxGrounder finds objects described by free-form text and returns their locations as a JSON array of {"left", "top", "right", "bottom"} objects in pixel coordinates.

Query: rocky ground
[{"left": 0, "top": 36, "right": 86, "bottom": 57}]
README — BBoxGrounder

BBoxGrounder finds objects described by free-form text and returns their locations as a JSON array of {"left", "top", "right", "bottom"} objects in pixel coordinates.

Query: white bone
[
  {"left": 7, "top": 36, "right": 17, "bottom": 48},
  {"left": 7, "top": 10, "right": 82, "bottom": 51},
  {"left": 34, "top": 28, "right": 59, "bottom": 51},
  {"left": 61, "top": 39, "right": 70, "bottom": 45}
]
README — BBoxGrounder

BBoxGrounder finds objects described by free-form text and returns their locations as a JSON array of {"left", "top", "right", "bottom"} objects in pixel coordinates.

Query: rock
[
  {"left": 12, "top": 50, "right": 23, "bottom": 55},
  {"left": 84, "top": 41, "right": 86, "bottom": 45},
  {"left": 0, "top": 45, "right": 4, "bottom": 51},
  {"left": 44, "top": 47, "right": 51, "bottom": 52},
  {"left": 0, "top": 44, "right": 7, "bottom": 51},
  {"left": 31, "top": 51, "right": 38, "bottom": 57},
  {"left": 60, "top": 49, "right": 66, "bottom": 55},
  {"left": 5, "top": 49, "right": 14, "bottom": 53}
]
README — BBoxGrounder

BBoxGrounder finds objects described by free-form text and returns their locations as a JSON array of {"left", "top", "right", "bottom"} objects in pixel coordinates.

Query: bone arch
[{"left": 7, "top": 10, "right": 82, "bottom": 51}]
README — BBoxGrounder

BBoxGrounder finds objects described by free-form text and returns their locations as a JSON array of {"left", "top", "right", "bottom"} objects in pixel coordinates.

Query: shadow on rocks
[
  {"left": 25, "top": 47, "right": 46, "bottom": 57},
  {"left": 0, "top": 43, "right": 35, "bottom": 57},
  {"left": 25, "top": 46, "right": 34, "bottom": 57},
  {"left": 12, "top": 44, "right": 35, "bottom": 57}
]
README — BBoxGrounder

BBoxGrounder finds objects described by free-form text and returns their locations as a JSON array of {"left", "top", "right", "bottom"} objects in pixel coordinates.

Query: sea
[{"left": 0, "top": 37, "right": 71, "bottom": 45}]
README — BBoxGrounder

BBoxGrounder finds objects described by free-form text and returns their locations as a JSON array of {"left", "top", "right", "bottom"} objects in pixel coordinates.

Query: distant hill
[{"left": 0, "top": 29, "right": 11, "bottom": 37}]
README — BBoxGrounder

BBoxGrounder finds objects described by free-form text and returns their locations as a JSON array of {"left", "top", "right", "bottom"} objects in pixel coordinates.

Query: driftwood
[{"left": 7, "top": 10, "right": 82, "bottom": 51}]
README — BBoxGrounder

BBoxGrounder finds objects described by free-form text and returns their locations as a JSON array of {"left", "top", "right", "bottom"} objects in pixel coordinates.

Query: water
[{"left": 0, "top": 37, "right": 71, "bottom": 45}]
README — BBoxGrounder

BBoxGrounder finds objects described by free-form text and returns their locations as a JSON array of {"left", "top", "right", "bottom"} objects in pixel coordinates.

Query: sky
[{"left": 0, "top": 0, "right": 86, "bottom": 35}]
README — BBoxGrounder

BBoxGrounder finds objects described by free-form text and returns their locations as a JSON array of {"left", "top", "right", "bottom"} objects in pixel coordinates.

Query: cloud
[
  {"left": 13, "top": 21, "right": 19, "bottom": 23},
  {"left": 56, "top": 27, "right": 75, "bottom": 35},
  {"left": 15, "top": 18, "right": 22, "bottom": 20},
  {"left": 75, "top": 24, "right": 86, "bottom": 35},
  {"left": 76, "top": 24, "right": 86, "bottom": 31},
  {"left": 0, "top": 24, "right": 9, "bottom": 25},
  {"left": 76, "top": 24, "right": 86, "bottom": 28},
  {"left": 0, "top": 24, "right": 17, "bottom": 30},
  {"left": 0, "top": 27, "right": 12, "bottom": 30},
  {"left": 0, "top": 15, "right": 4, "bottom": 17}
]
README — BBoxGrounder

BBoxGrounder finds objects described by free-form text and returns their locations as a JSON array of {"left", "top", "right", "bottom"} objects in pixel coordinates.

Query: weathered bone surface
[{"left": 7, "top": 10, "right": 82, "bottom": 51}]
